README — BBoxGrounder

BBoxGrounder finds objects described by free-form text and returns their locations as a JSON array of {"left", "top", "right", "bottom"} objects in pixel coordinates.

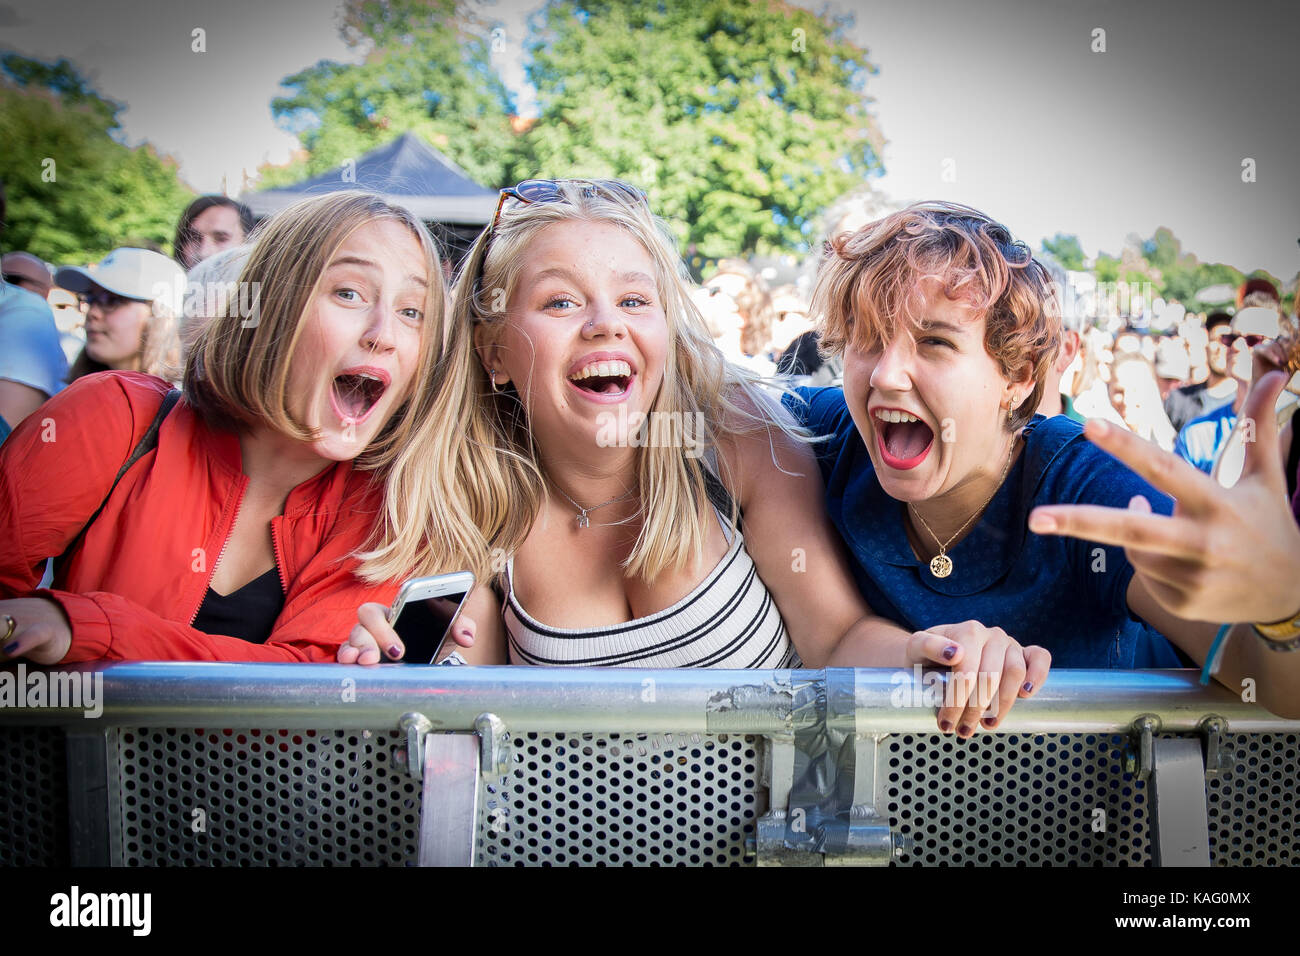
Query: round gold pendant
[{"left": 929, "top": 553, "right": 953, "bottom": 578}]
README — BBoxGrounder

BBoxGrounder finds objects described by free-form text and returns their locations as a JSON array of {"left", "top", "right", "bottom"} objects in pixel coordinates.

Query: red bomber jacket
[{"left": 0, "top": 371, "right": 401, "bottom": 661}]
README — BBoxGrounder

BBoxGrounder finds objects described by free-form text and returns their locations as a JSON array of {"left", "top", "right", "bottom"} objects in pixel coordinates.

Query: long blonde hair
[
  {"left": 184, "top": 191, "right": 488, "bottom": 583},
  {"left": 454, "top": 181, "right": 796, "bottom": 580}
]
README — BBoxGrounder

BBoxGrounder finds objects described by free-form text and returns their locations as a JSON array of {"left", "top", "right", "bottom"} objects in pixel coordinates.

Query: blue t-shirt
[
  {"left": 0, "top": 281, "right": 68, "bottom": 400},
  {"left": 1173, "top": 402, "right": 1236, "bottom": 475},
  {"left": 785, "top": 387, "right": 1184, "bottom": 668}
]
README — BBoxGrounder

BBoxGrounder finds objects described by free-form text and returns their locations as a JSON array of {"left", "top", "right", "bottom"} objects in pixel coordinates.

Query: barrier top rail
[{"left": 1, "top": 663, "right": 1295, "bottom": 733}]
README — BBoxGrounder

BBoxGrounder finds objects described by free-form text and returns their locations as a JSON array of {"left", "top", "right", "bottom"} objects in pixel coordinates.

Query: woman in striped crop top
[{"left": 362, "top": 180, "right": 1054, "bottom": 735}]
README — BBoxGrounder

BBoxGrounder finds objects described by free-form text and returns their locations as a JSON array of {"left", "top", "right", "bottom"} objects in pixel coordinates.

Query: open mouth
[
  {"left": 329, "top": 369, "right": 389, "bottom": 425},
  {"left": 568, "top": 360, "right": 633, "bottom": 397},
  {"left": 874, "top": 408, "right": 934, "bottom": 470}
]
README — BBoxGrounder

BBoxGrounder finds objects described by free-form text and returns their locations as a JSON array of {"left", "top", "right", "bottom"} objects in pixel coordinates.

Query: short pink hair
[{"left": 813, "top": 201, "right": 1061, "bottom": 430}]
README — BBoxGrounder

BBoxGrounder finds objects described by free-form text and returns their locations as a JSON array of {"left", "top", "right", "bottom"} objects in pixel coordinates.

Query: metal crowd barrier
[{"left": 0, "top": 663, "right": 1296, "bottom": 866}]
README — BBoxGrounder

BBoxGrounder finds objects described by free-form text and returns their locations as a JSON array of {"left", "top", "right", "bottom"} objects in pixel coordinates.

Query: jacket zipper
[
  {"left": 270, "top": 517, "right": 288, "bottom": 595},
  {"left": 189, "top": 476, "right": 249, "bottom": 625}
]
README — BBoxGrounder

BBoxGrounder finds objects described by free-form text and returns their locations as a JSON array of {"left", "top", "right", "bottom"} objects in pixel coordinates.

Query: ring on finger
[{"left": 1, "top": 614, "right": 15, "bottom": 644}]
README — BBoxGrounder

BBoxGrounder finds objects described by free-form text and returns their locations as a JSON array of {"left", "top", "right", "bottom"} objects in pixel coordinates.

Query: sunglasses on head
[
  {"left": 474, "top": 179, "right": 649, "bottom": 303},
  {"left": 490, "top": 179, "right": 647, "bottom": 234},
  {"left": 78, "top": 289, "right": 144, "bottom": 310},
  {"left": 1217, "top": 332, "right": 1269, "bottom": 348}
]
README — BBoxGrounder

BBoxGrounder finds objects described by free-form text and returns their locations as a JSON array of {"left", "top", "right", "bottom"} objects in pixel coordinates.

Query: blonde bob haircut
[
  {"left": 814, "top": 200, "right": 1061, "bottom": 432},
  {"left": 455, "top": 181, "right": 793, "bottom": 581},
  {"left": 184, "top": 191, "right": 489, "bottom": 584}
]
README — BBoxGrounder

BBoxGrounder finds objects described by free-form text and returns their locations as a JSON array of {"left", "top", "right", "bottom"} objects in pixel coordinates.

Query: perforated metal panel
[
  {"left": 1208, "top": 732, "right": 1299, "bottom": 866},
  {"left": 110, "top": 728, "right": 419, "bottom": 865},
  {"left": 0, "top": 727, "right": 69, "bottom": 866},
  {"left": 3, "top": 723, "right": 1297, "bottom": 867},
  {"left": 884, "top": 733, "right": 1152, "bottom": 865},
  {"left": 476, "top": 732, "right": 764, "bottom": 866}
]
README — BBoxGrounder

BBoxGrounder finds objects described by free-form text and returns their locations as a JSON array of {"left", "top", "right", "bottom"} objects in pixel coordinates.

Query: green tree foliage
[
  {"left": 1091, "top": 225, "right": 1287, "bottom": 314},
  {"left": 0, "top": 54, "right": 193, "bottom": 264},
  {"left": 263, "top": 0, "right": 515, "bottom": 190},
  {"left": 1040, "top": 233, "right": 1085, "bottom": 271},
  {"left": 519, "top": 0, "right": 884, "bottom": 257}
]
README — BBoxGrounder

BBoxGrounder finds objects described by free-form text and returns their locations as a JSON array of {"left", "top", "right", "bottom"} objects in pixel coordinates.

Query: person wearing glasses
[
  {"left": 1173, "top": 304, "right": 1287, "bottom": 474},
  {"left": 55, "top": 247, "right": 187, "bottom": 383},
  {"left": 343, "top": 180, "right": 1051, "bottom": 738},
  {"left": 780, "top": 201, "right": 1299, "bottom": 720}
]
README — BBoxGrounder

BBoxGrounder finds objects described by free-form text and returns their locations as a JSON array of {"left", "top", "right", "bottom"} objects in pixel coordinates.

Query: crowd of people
[
  {"left": 1, "top": 179, "right": 1298, "bottom": 727},
  {"left": 692, "top": 234, "right": 1299, "bottom": 486}
]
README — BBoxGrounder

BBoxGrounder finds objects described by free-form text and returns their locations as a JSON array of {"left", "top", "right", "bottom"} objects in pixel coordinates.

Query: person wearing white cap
[{"left": 55, "top": 247, "right": 186, "bottom": 383}]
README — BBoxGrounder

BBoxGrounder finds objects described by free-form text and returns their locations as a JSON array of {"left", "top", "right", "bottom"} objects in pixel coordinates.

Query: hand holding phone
[
  {"left": 387, "top": 571, "right": 475, "bottom": 663},
  {"left": 338, "top": 571, "right": 475, "bottom": 665}
]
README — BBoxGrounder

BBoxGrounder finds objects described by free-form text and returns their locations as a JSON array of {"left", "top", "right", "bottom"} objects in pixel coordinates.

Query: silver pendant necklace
[{"left": 551, "top": 482, "right": 638, "bottom": 529}]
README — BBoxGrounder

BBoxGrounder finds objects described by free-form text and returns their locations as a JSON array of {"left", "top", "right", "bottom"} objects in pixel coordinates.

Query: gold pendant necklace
[
  {"left": 910, "top": 440, "right": 1016, "bottom": 579},
  {"left": 928, "top": 552, "right": 954, "bottom": 579}
]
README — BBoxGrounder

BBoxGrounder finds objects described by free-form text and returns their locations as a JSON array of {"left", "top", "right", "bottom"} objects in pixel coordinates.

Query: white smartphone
[{"left": 386, "top": 571, "right": 475, "bottom": 663}]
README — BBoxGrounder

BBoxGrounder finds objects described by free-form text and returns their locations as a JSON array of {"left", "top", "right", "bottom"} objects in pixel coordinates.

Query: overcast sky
[{"left": 2, "top": 0, "right": 1297, "bottom": 279}]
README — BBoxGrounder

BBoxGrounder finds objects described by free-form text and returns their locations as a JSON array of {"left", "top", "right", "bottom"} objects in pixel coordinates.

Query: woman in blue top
[{"left": 784, "top": 201, "right": 1295, "bottom": 719}]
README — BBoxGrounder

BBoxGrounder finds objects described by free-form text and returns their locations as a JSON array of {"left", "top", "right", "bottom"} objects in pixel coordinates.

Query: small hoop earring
[
  {"left": 1007, "top": 398, "right": 1017, "bottom": 422},
  {"left": 490, "top": 369, "right": 501, "bottom": 392}
]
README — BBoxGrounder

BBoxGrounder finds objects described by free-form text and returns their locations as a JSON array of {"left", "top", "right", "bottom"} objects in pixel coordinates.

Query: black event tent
[{"left": 242, "top": 132, "right": 498, "bottom": 268}]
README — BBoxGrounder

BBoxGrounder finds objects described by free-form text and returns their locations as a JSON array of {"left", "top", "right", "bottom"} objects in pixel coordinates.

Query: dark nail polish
[
  {"left": 981, "top": 717, "right": 996, "bottom": 728},
  {"left": 942, "top": 644, "right": 958, "bottom": 661},
  {"left": 958, "top": 724, "right": 971, "bottom": 737},
  {"left": 1022, "top": 681, "right": 1034, "bottom": 694},
  {"left": 387, "top": 645, "right": 401, "bottom": 658},
  {"left": 939, "top": 720, "right": 952, "bottom": 733},
  {"left": 3, "top": 642, "right": 18, "bottom": 654}
]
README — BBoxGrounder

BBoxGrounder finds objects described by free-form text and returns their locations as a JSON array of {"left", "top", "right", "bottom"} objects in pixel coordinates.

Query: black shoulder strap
[
  {"left": 56, "top": 389, "right": 182, "bottom": 573},
  {"left": 703, "top": 465, "right": 736, "bottom": 519},
  {"left": 1287, "top": 418, "right": 1300, "bottom": 503},
  {"left": 701, "top": 447, "right": 742, "bottom": 529}
]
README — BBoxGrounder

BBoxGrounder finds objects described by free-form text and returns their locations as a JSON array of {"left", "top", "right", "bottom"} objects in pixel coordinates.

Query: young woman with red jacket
[{"left": 0, "top": 192, "right": 495, "bottom": 663}]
